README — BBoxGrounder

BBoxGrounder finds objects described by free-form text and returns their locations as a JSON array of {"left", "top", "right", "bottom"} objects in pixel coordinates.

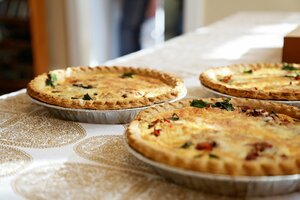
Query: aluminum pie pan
[
  {"left": 202, "top": 85, "right": 300, "bottom": 108},
  {"left": 28, "top": 89, "right": 186, "bottom": 124},
  {"left": 124, "top": 134, "right": 300, "bottom": 197}
]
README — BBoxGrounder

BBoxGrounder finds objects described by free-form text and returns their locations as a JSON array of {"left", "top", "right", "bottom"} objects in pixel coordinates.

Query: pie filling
[
  {"left": 44, "top": 72, "right": 172, "bottom": 101},
  {"left": 139, "top": 99, "right": 299, "bottom": 161},
  {"left": 128, "top": 98, "right": 300, "bottom": 175},
  {"left": 27, "top": 67, "right": 185, "bottom": 110},
  {"left": 200, "top": 63, "right": 300, "bottom": 100}
]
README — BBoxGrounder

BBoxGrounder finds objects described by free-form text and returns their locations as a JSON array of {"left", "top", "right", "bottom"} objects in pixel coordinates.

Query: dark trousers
[{"left": 119, "top": 0, "right": 149, "bottom": 56}]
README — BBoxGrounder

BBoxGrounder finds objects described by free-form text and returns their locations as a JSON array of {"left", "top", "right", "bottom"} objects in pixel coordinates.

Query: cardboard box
[{"left": 282, "top": 26, "right": 300, "bottom": 63}]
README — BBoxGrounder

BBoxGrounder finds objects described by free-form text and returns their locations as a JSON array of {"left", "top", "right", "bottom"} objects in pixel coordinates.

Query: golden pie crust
[
  {"left": 200, "top": 63, "right": 300, "bottom": 101},
  {"left": 126, "top": 98, "right": 300, "bottom": 176},
  {"left": 27, "top": 66, "right": 185, "bottom": 110}
]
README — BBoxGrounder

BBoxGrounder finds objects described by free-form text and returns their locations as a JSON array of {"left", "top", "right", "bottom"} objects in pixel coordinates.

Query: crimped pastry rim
[
  {"left": 199, "top": 63, "right": 300, "bottom": 101},
  {"left": 27, "top": 66, "right": 186, "bottom": 110},
  {"left": 28, "top": 89, "right": 187, "bottom": 112},
  {"left": 125, "top": 135, "right": 300, "bottom": 181},
  {"left": 126, "top": 98, "right": 300, "bottom": 177}
]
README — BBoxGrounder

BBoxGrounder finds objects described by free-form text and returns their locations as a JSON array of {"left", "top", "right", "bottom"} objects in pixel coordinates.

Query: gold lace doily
[
  {"left": 0, "top": 145, "right": 32, "bottom": 177},
  {"left": 74, "top": 135, "right": 154, "bottom": 174},
  {"left": 0, "top": 93, "right": 37, "bottom": 114},
  {"left": 0, "top": 94, "right": 86, "bottom": 148},
  {"left": 13, "top": 163, "right": 226, "bottom": 200}
]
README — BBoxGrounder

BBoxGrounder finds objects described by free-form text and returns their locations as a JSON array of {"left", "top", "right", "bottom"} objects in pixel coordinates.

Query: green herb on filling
[
  {"left": 190, "top": 99, "right": 211, "bottom": 108},
  {"left": 45, "top": 73, "right": 57, "bottom": 87},
  {"left": 169, "top": 113, "right": 180, "bottom": 121},
  {"left": 282, "top": 63, "right": 298, "bottom": 71},
  {"left": 181, "top": 141, "right": 192, "bottom": 149},
  {"left": 120, "top": 72, "right": 135, "bottom": 78},
  {"left": 212, "top": 98, "right": 235, "bottom": 111},
  {"left": 243, "top": 69, "right": 253, "bottom": 74},
  {"left": 209, "top": 153, "right": 219, "bottom": 159},
  {"left": 190, "top": 98, "right": 234, "bottom": 111},
  {"left": 82, "top": 93, "right": 92, "bottom": 100}
]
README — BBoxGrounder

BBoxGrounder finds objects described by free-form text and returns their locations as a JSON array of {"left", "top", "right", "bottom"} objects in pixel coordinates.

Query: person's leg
[
  {"left": 119, "top": 0, "right": 149, "bottom": 56},
  {"left": 175, "top": 0, "right": 183, "bottom": 36}
]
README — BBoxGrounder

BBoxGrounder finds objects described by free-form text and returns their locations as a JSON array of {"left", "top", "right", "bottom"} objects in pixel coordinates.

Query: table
[{"left": 1, "top": 12, "right": 300, "bottom": 199}]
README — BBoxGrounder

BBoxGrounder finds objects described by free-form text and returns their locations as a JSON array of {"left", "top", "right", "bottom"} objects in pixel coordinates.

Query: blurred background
[{"left": 0, "top": 0, "right": 300, "bottom": 94}]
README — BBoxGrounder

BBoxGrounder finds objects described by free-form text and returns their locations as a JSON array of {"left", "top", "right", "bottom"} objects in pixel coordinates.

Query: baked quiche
[
  {"left": 200, "top": 63, "right": 300, "bottom": 101},
  {"left": 126, "top": 98, "right": 300, "bottom": 176},
  {"left": 27, "top": 66, "right": 185, "bottom": 110}
]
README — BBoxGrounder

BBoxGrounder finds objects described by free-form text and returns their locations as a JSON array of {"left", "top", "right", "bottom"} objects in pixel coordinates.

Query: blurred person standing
[
  {"left": 119, "top": 0, "right": 156, "bottom": 56},
  {"left": 119, "top": 0, "right": 183, "bottom": 56}
]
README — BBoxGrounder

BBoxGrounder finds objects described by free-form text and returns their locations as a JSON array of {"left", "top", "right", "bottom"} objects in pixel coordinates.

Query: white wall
[
  {"left": 184, "top": 0, "right": 300, "bottom": 32},
  {"left": 183, "top": 0, "right": 204, "bottom": 33},
  {"left": 65, "top": 0, "right": 120, "bottom": 67},
  {"left": 204, "top": 0, "right": 300, "bottom": 25}
]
